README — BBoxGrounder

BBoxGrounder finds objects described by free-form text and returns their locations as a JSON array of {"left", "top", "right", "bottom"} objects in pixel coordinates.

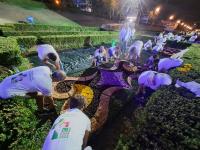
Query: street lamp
[
  {"left": 169, "top": 15, "right": 175, "bottom": 20},
  {"left": 155, "top": 6, "right": 161, "bottom": 14},
  {"left": 54, "top": 0, "right": 60, "bottom": 6},
  {"left": 176, "top": 20, "right": 181, "bottom": 24}
]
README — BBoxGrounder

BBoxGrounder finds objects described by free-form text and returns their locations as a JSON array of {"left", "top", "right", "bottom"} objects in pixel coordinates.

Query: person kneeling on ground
[
  {"left": 108, "top": 45, "right": 121, "bottom": 60},
  {"left": 93, "top": 46, "right": 107, "bottom": 66},
  {"left": 145, "top": 54, "right": 160, "bottom": 70},
  {"left": 158, "top": 58, "right": 183, "bottom": 72},
  {"left": 137, "top": 70, "right": 172, "bottom": 95},
  {"left": 0, "top": 66, "right": 66, "bottom": 115},
  {"left": 37, "top": 40, "right": 63, "bottom": 70},
  {"left": 126, "top": 40, "right": 144, "bottom": 65},
  {"left": 42, "top": 95, "right": 92, "bottom": 150}
]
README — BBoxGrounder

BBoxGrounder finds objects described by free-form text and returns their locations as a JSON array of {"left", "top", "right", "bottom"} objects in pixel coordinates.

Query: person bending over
[
  {"left": 158, "top": 58, "right": 183, "bottom": 72},
  {"left": 42, "top": 95, "right": 91, "bottom": 150},
  {"left": 137, "top": 71, "right": 172, "bottom": 95},
  {"left": 108, "top": 45, "right": 121, "bottom": 60},
  {"left": 37, "top": 40, "right": 63, "bottom": 70},
  {"left": 126, "top": 40, "right": 143, "bottom": 65},
  {"left": 145, "top": 54, "right": 160, "bottom": 70},
  {"left": 0, "top": 66, "right": 66, "bottom": 114},
  {"left": 93, "top": 46, "right": 107, "bottom": 66}
]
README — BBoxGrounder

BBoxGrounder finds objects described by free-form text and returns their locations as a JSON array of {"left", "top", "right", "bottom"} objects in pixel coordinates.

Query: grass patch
[{"left": 1, "top": 0, "right": 46, "bottom": 10}]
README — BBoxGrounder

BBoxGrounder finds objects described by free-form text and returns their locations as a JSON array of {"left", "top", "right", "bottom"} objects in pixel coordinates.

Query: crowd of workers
[{"left": 0, "top": 23, "right": 199, "bottom": 149}]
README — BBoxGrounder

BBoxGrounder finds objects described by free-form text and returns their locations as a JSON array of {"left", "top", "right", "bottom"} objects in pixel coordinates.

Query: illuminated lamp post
[
  {"left": 155, "top": 6, "right": 161, "bottom": 15},
  {"left": 176, "top": 20, "right": 181, "bottom": 24},
  {"left": 169, "top": 15, "right": 175, "bottom": 20},
  {"left": 54, "top": 0, "right": 61, "bottom": 6},
  {"left": 150, "top": 6, "right": 161, "bottom": 25}
]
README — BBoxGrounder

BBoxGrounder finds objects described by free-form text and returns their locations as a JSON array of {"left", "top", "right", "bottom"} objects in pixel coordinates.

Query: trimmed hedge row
[
  {"left": 0, "top": 37, "right": 23, "bottom": 68},
  {"left": 40, "top": 34, "right": 118, "bottom": 50},
  {"left": 3, "top": 31, "right": 116, "bottom": 37},
  {"left": 11, "top": 33, "right": 118, "bottom": 53},
  {"left": 9, "top": 23, "right": 98, "bottom": 31},
  {"left": 10, "top": 33, "right": 153, "bottom": 54},
  {"left": 11, "top": 36, "right": 37, "bottom": 50}
]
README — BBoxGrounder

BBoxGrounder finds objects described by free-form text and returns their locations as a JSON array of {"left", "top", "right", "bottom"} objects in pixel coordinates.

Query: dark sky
[{"left": 143, "top": 0, "right": 200, "bottom": 24}]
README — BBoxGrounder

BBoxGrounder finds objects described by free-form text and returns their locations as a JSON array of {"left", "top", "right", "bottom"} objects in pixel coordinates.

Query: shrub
[
  {"left": 0, "top": 24, "right": 14, "bottom": 32},
  {"left": 12, "top": 23, "right": 98, "bottom": 31},
  {"left": 129, "top": 86, "right": 200, "bottom": 150},
  {"left": 40, "top": 34, "right": 118, "bottom": 50},
  {"left": 11, "top": 36, "right": 37, "bottom": 50},
  {"left": 0, "top": 37, "right": 23, "bottom": 68},
  {"left": 0, "top": 97, "right": 51, "bottom": 150},
  {"left": 3, "top": 31, "right": 116, "bottom": 37},
  {"left": 7, "top": 33, "right": 118, "bottom": 54}
]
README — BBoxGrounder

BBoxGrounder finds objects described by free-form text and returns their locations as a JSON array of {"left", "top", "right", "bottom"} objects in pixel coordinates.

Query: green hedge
[
  {"left": 11, "top": 23, "right": 98, "bottom": 31},
  {"left": 40, "top": 34, "right": 118, "bottom": 50},
  {"left": 10, "top": 33, "right": 118, "bottom": 53},
  {"left": 0, "top": 37, "right": 23, "bottom": 68},
  {"left": 0, "top": 95, "right": 51, "bottom": 150},
  {"left": 125, "top": 86, "right": 200, "bottom": 150},
  {"left": 11, "top": 36, "right": 37, "bottom": 51},
  {"left": 3, "top": 31, "right": 116, "bottom": 37}
]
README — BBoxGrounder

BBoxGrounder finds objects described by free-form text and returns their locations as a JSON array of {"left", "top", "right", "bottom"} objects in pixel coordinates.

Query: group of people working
[
  {"left": 0, "top": 27, "right": 199, "bottom": 149},
  {"left": 93, "top": 29, "right": 199, "bottom": 100}
]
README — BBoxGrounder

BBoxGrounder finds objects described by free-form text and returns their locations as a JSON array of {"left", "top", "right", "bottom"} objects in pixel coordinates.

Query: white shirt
[
  {"left": 152, "top": 44, "right": 163, "bottom": 52},
  {"left": 129, "top": 40, "right": 144, "bottom": 57},
  {"left": 43, "top": 109, "right": 91, "bottom": 150},
  {"left": 189, "top": 35, "right": 198, "bottom": 42},
  {"left": 144, "top": 40, "right": 152, "bottom": 50},
  {"left": 125, "top": 27, "right": 135, "bottom": 41},
  {"left": 37, "top": 44, "right": 60, "bottom": 63},
  {"left": 167, "top": 32, "right": 174, "bottom": 40},
  {"left": 94, "top": 49, "right": 106, "bottom": 58},
  {"left": 0, "top": 66, "right": 52, "bottom": 99},
  {"left": 138, "top": 71, "right": 172, "bottom": 90},
  {"left": 175, "top": 80, "right": 200, "bottom": 97},
  {"left": 157, "top": 36, "right": 166, "bottom": 45},
  {"left": 158, "top": 58, "right": 183, "bottom": 71},
  {"left": 119, "top": 27, "right": 127, "bottom": 41},
  {"left": 108, "top": 47, "right": 116, "bottom": 58},
  {"left": 175, "top": 35, "right": 182, "bottom": 42}
]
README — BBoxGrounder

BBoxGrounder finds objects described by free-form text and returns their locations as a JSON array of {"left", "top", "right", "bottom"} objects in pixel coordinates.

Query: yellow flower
[{"left": 74, "top": 84, "right": 94, "bottom": 107}]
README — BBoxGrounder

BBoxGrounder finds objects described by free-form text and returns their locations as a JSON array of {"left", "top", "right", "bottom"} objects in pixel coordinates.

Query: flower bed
[{"left": 116, "top": 44, "right": 200, "bottom": 150}]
